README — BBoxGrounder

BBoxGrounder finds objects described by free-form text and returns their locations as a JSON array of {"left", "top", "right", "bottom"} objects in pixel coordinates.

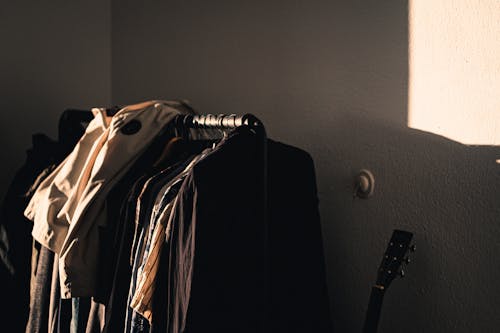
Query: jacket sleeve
[{"left": 267, "top": 140, "right": 333, "bottom": 333}]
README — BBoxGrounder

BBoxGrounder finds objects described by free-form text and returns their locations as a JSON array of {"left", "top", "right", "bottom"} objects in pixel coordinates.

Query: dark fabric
[
  {"left": 85, "top": 300, "right": 105, "bottom": 333},
  {"left": 125, "top": 158, "right": 195, "bottom": 333},
  {"left": 57, "top": 299, "right": 73, "bottom": 333},
  {"left": 101, "top": 173, "right": 148, "bottom": 333},
  {"left": 71, "top": 298, "right": 88, "bottom": 333},
  {"left": 25, "top": 165, "right": 59, "bottom": 333},
  {"left": 66, "top": 297, "right": 102, "bottom": 333},
  {"left": 26, "top": 165, "right": 62, "bottom": 333},
  {"left": 128, "top": 310, "right": 150, "bottom": 333},
  {"left": 57, "top": 110, "right": 94, "bottom": 147},
  {"left": 0, "top": 134, "right": 73, "bottom": 333},
  {"left": 1, "top": 112, "right": 87, "bottom": 332},
  {"left": 99, "top": 132, "right": 194, "bottom": 333},
  {"left": 67, "top": 130, "right": 177, "bottom": 332},
  {"left": 87, "top": 134, "right": 213, "bottom": 333},
  {"left": 26, "top": 245, "right": 55, "bottom": 333},
  {"left": 129, "top": 158, "right": 194, "bottom": 270},
  {"left": 63, "top": 297, "right": 104, "bottom": 333},
  {"left": 102, "top": 175, "right": 148, "bottom": 333},
  {"left": 150, "top": 126, "right": 267, "bottom": 332},
  {"left": 49, "top": 255, "right": 60, "bottom": 333},
  {"left": 149, "top": 129, "right": 332, "bottom": 333},
  {"left": 48, "top": 253, "right": 72, "bottom": 333},
  {"left": 92, "top": 135, "right": 174, "bottom": 333},
  {"left": 150, "top": 245, "right": 168, "bottom": 333},
  {"left": 266, "top": 140, "right": 332, "bottom": 332}
]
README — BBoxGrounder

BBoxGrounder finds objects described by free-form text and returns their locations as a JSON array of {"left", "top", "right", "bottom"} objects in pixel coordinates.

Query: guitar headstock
[{"left": 375, "top": 230, "right": 414, "bottom": 290}]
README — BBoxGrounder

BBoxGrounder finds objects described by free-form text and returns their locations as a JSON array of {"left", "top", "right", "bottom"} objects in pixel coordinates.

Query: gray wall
[
  {"left": 111, "top": 1, "right": 500, "bottom": 332},
  {"left": 0, "top": 0, "right": 111, "bottom": 201}
]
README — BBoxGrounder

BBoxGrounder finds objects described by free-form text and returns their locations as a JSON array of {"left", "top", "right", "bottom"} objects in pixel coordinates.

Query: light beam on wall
[{"left": 408, "top": 0, "right": 500, "bottom": 145}]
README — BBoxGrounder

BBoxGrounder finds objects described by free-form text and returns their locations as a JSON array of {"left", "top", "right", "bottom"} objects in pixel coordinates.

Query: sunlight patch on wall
[{"left": 408, "top": 0, "right": 500, "bottom": 145}]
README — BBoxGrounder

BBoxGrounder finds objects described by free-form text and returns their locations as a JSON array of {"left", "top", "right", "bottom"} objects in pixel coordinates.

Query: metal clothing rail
[{"left": 174, "top": 113, "right": 263, "bottom": 131}]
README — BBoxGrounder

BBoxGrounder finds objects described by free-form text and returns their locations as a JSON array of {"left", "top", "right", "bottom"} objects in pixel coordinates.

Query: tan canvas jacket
[{"left": 24, "top": 100, "right": 187, "bottom": 298}]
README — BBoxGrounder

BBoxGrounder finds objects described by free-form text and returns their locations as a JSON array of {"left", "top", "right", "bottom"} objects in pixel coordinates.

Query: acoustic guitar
[{"left": 363, "top": 230, "right": 415, "bottom": 333}]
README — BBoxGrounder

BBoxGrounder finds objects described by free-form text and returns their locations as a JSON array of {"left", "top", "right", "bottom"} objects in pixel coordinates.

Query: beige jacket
[{"left": 24, "top": 100, "right": 187, "bottom": 298}]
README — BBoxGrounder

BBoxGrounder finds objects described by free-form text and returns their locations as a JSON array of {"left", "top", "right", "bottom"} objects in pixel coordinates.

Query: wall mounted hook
[{"left": 354, "top": 169, "right": 375, "bottom": 199}]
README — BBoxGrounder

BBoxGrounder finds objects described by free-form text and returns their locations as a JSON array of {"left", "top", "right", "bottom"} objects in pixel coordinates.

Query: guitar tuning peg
[
  {"left": 399, "top": 270, "right": 405, "bottom": 278},
  {"left": 409, "top": 244, "right": 416, "bottom": 252},
  {"left": 404, "top": 257, "right": 411, "bottom": 265}
]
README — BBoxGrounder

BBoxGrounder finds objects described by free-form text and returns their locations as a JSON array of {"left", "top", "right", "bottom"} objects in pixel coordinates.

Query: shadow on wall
[
  {"left": 0, "top": 1, "right": 111, "bottom": 201},
  {"left": 108, "top": 0, "right": 500, "bottom": 332},
  {"left": 311, "top": 112, "right": 500, "bottom": 332}
]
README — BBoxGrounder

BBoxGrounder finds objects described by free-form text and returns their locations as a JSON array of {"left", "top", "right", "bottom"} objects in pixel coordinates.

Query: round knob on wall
[{"left": 354, "top": 169, "right": 375, "bottom": 199}]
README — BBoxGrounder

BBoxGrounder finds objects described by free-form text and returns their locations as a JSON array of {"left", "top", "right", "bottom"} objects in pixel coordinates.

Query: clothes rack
[
  {"left": 3, "top": 102, "right": 332, "bottom": 332},
  {"left": 59, "top": 108, "right": 270, "bottom": 326}
]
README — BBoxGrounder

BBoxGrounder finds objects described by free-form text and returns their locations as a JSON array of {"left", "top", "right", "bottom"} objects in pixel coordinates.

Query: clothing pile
[{"left": 0, "top": 100, "right": 332, "bottom": 332}]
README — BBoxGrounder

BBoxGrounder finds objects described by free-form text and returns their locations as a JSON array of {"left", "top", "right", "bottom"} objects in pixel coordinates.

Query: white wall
[
  {"left": 408, "top": 0, "right": 500, "bottom": 145},
  {"left": 0, "top": 0, "right": 111, "bottom": 201}
]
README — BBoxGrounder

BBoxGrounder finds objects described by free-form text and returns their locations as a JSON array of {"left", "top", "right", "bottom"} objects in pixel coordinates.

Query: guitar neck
[{"left": 362, "top": 285, "right": 385, "bottom": 333}]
